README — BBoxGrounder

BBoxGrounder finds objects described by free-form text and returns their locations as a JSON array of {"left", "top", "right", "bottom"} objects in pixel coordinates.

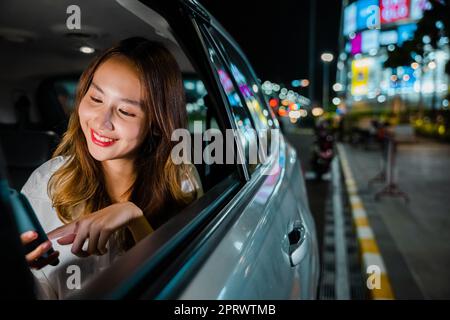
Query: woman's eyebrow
[
  {"left": 91, "top": 81, "right": 142, "bottom": 108},
  {"left": 91, "top": 82, "right": 104, "bottom": 93}
]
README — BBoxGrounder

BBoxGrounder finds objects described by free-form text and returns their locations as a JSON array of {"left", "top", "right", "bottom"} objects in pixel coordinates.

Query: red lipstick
[{"left": 90, "top": 129, "right": 117, "bottom": 147}]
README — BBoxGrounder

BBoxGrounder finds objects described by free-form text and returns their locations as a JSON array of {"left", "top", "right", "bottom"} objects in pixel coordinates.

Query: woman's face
[{"left": 79, "top": 56, "right": 147, "bottom": 162}]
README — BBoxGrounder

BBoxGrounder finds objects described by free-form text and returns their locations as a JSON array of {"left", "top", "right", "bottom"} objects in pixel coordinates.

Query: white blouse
[{"left": 21, "top": 156, "right": 202, "bottom": 299}]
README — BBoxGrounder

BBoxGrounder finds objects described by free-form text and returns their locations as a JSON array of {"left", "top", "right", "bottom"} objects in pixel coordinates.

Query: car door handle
[{"left": 287, "top": 222, "right": 308, "bottom": 267}]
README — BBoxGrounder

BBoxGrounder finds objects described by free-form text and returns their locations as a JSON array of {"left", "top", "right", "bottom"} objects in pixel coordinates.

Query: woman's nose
[{"left": 97, "top": 106, "right": 114, "bottom": 131}]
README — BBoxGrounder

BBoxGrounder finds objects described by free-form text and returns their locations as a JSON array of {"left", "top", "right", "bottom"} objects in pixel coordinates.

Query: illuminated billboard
[
  {"left": 410, "top": 0, "right": 429, "bottom": 20},
  {"left": 380, "top": 0, "right": 410, "bottom": 24},
  {"left": 357, "top": 0, "right": 380, "bottom": 30},
  {"left": 399, "top": 67, "right": 416, "bottom": 89},
  {"left": 351, "top": 33, "right": 362, "bottom": 55},
  {"left": 343, "top": 2, "right": 357, "bottom": 35},
  {"left": 398, "top": 23, "right": 417, "bottom": 45},
  {"left": 379, "top": 30, "right": 398, "bottom": 45},
  {"left": 351, "top": 58, "right": 372, "bottom": 95},
  {"left": 361, "top": 29, "right": 380, "bottom": 53}
]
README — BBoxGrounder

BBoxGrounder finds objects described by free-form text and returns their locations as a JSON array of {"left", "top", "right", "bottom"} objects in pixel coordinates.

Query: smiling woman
[
  {"left": 79, "top": 56, "right": 146, "bottom": 161},
  {"left": 19, "top": 37, "right": 203, "bottom": 299}
]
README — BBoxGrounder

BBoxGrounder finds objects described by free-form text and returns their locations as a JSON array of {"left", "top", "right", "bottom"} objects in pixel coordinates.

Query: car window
[
  {"left": 182, "top": 74, "right": 238, "bottom": 190},
  {"left": 199, "top": 28, "right": 261, "bottom": 174},
  {"left": 183, "top": 75, "right": 221, "bottom": 133},
  {"left": 206, "top": 28, "right": 278, "bottom": 159}
]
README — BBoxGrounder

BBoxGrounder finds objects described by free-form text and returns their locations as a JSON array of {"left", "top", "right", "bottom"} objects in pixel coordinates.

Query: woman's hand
[
  {"left": 20, "top": 231, "right": 60, "bottom": 269},
  {"left": 47, "top": 202, "right": 144, "bottom": 257}
]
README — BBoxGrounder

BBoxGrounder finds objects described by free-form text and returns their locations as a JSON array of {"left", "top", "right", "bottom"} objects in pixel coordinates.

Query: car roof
[{"left": 0, "top": 0, "right": 195, "bottom": 81}]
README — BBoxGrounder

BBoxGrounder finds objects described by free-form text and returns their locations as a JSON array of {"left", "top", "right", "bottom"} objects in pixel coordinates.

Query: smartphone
[{"left": 9, "top": 188, "right": 59, "bottom": 266}]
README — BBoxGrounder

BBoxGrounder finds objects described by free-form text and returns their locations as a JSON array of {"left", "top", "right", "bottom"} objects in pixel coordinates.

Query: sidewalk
[{"left": 340, "top": 140, "right": 450, "bottom": 299}]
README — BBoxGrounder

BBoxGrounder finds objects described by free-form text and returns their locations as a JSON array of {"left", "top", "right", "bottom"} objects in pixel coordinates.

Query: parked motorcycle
[{"left": 310, "top": 121, "right": 334, "bottom": 180}]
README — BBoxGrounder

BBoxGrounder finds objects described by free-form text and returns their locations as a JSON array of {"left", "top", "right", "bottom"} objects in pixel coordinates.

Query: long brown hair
[{"left": 48, "top": 38, "right": 195, "bottom": 247}]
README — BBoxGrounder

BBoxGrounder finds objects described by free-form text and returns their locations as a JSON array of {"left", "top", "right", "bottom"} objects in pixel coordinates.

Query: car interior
[
  {"left": 1, "top": 0, "right": 295, "bottom": 299},
  {"left": 0, "top": 0, "right": 235, "bottom": 193}
]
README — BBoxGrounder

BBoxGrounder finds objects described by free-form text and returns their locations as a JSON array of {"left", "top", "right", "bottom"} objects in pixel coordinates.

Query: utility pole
[
  {"left": 308, "top": 0, "right": 316, "bottom": 107},
  {"left": 321, "top": 53, "right": 334, "bottom": 109}
]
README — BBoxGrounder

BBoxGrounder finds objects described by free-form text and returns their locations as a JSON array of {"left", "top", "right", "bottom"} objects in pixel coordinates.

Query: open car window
[{"left": 0, "top": 0, "right": 251, "bottom": 299}]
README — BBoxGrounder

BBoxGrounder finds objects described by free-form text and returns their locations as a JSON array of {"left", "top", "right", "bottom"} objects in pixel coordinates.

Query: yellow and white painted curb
[{"left": 337, "top": 143, "right": 395, "bottom": 300}]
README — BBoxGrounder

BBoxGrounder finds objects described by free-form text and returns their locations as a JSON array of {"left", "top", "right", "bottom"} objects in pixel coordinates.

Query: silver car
[{"left": 0, "top": 0, "right": 319, "bottom": 299}]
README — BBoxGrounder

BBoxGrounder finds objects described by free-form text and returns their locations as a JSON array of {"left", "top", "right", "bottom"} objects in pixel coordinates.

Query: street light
[
  {"left": 428, "top": 60, "right": 437, "bottom": 109},
  {"left": 291, "top": 79, "right": 310, "bottom": 88},
  {"left": 332, "top": 82, "right": 343, "bottom": 92},
  {"left": 321, "top": 52, "right": 334, "bottom": 109},
  {"left": 321, "top": 53, "right": 334, "bottom": 62}
]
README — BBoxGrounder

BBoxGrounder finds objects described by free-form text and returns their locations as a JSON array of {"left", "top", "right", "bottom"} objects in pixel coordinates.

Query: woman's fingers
[
  {"left": 29, "top": 251, "right": 60, "bottom": 269},
  {"left": 97, "top": 230, "right": 111, "bottom": 255},
  {"left": 47, "top": 221, "right": 78, "bottom": 240},
  {"left": 20, "top": 231, "right": 38, "bottom": 245},
  {"left": 87, "top": 229, "right": 101, "bottom": 255},
  {"left": 71, "top": 229, "right": 89, "bottom": 257},
  {"left": 57, "top": 233, "right": 76, "bottom": 245},
  {"left": 25, "top": 240, "right": 52, "bottom": 262},
  {"left": 21, "top": 231, "right": 60, "bottom": 269}
]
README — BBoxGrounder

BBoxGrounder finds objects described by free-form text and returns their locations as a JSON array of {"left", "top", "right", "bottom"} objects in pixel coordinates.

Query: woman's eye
[
  {"left": 119, "top": 109, "right": 136, "bottom": 117},
  {"left": 90, "top": 96, "right": 102, "bottom": 104}
]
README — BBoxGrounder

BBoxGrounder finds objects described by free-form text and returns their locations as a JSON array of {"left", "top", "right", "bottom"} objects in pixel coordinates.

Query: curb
[{"left": 337, "top": 143, "right": 395, "bottom": 300}]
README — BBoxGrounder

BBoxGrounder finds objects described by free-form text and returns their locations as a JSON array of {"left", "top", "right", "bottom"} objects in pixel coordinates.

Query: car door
[
  {"left": 209, "top": 25, "right": 320, "bottom": 298},
  {"left": 176, "top": 18, "right": 319, "bottom": 299}
]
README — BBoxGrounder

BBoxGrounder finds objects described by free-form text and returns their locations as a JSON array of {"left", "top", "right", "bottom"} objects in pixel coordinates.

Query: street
[
  {"left": 341, "top": 139, "right": 450, "bottom": 299},
  {"left": 286, "top": 121, "right": 450, "bottom": 299}
]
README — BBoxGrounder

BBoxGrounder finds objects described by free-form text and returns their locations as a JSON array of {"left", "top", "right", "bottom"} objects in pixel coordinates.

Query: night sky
[{"left": 199, "top": 0, "right": 343, "bottom": 104}]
